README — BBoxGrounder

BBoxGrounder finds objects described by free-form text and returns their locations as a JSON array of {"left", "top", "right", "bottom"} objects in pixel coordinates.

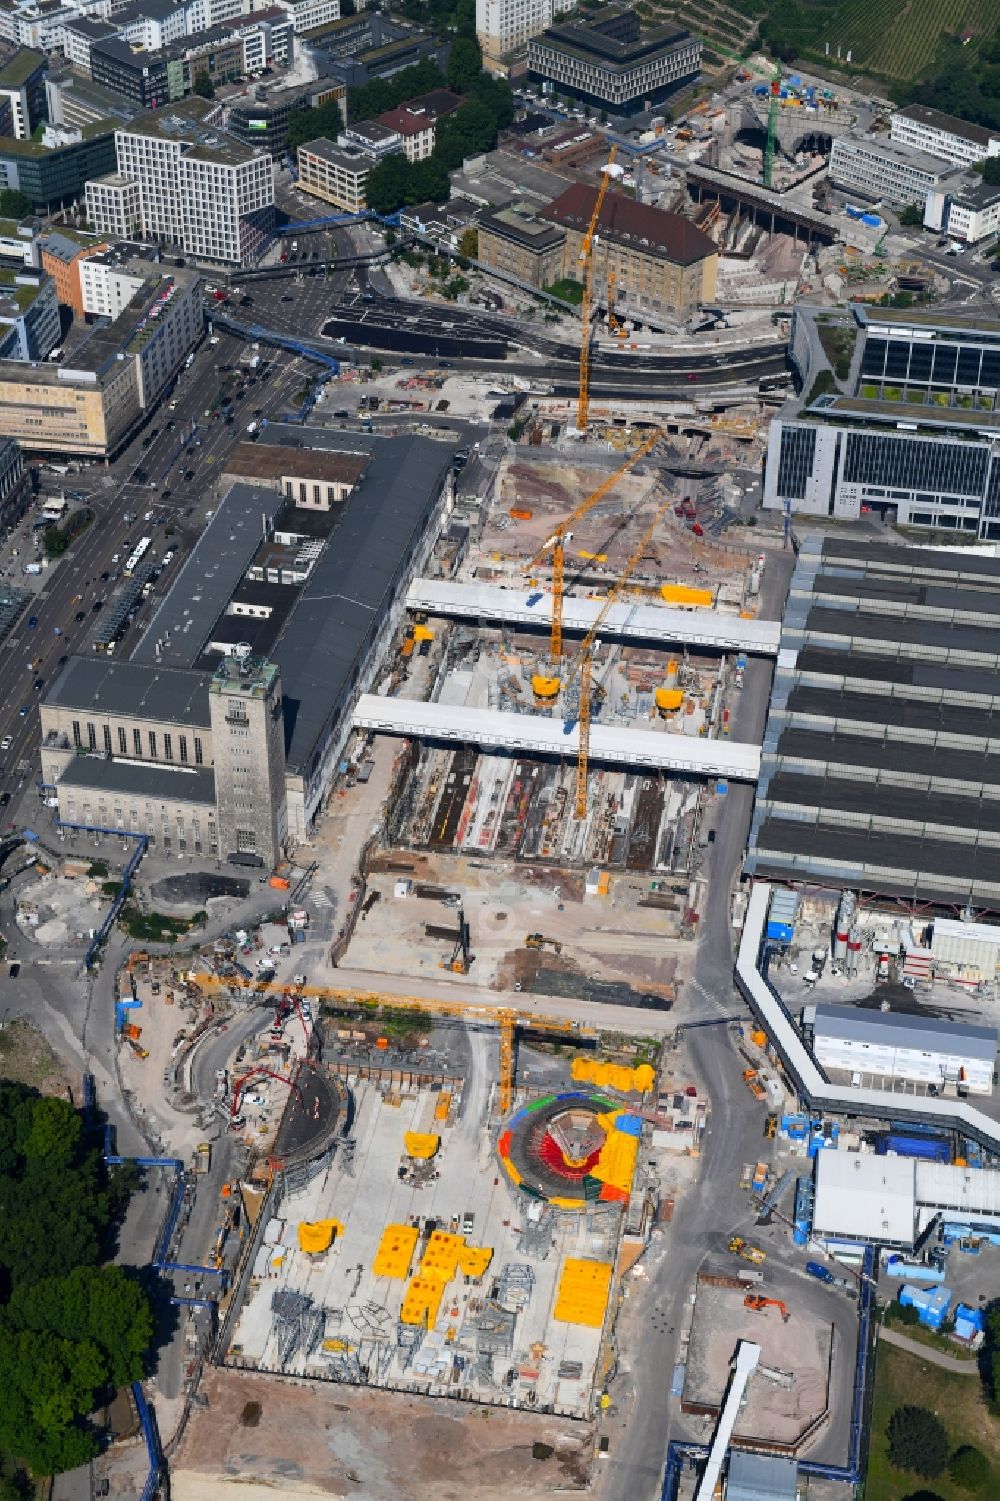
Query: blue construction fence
[
  {"left": 36, "top": 818, "right": 149, "bottom": 969},
  {"left": 133, "top": 1380, "right": 163, "bottom": 1501}
]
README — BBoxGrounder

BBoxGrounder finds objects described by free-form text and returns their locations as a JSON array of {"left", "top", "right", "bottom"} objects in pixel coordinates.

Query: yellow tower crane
[
  {"left": 562, "top": 494, "right": 675, "bottom": 819},
  {"left": 187, "top": 974, "right": 596, "bottom": 1121},
  {"left": 577, "top": 147, "right": 617, "bottom": 436},
  {"left": 525, "top": 425, "right": 663, "bottom": 671}
]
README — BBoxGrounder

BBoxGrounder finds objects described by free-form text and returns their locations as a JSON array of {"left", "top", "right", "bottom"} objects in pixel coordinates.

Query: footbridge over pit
[
  {"left": 352, "top": 695, "right": 761, "bottom": 781},
  {"left": 405, "top": 579, "right": 780, "bottom": 657}
]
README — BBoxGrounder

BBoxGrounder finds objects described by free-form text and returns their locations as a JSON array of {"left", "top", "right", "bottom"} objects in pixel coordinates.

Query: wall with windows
[{"left": 40, "top": 702, "right": 212, "bottom": 789}]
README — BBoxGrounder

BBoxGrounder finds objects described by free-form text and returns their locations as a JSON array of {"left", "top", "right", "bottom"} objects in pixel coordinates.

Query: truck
[
  {"left": 751, "top": 1161, "right": 768, "bottom": 1195},
  {"left": 729, "top": 1236, "right": 766, "bottom": 1265}
]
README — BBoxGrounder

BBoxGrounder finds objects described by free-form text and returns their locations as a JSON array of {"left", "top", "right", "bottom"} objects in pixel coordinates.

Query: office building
[
  {"left": 746, "top": 535, "right": 1000, "bottom": 910},
  {"left": 765, "top": 308, "right": 1000, "bottom": 532},
  {"left": 527, "top": 10, "right": 700, "bottom": 114},
  {"left": 809, "top": 1004, "right": 997, "bottom": 1094},
  {"left": 829, "top": 134, "right": 952, "bottom": 208},
  {"left": 84, "top": 173, "right": 141, "bottom": 239},
  {"left": 45, "top": 70, "right": 140, "bottom": 132},
  {"left": 891, "top": 102, "right": 1000, "bottom": 168},
  {"left": 538, "top": 180, "right": 717, "bottom": 316},
  {"left": 40, "top": 227, "right": 105, "bottom": 313},
  {"left": 0, "top": 48, "right": 47, "bottom": 139},
  {"left": 0, "top": 121, "right": 117, "bottom": 209},
  {"left": 476, "top": 0, "right": 576, "bottom": 62},
  {"left": 275, "top": 0, "right": 340, "bottom": 33},
  {"left": 90, "top": 37, "right": 173, "bottom": 109},
  {"left": 115, "top": 0, "right": 187, "bottom": 51},
  {"left": 340, "top": 118, "right": 401, "bottom": 159},
  {"left": 226, "top": 9, "right": 294, "bottom": 70},
  {"left": 61, "top": 17, "right": 120, "bottom": 73},
  {"left": 103, "top": 98, "right": 274, "bottom": 265},
  {"left": 376, "top": 89, "right": 461, "bottom": 162},
  {"left": 927, "top": 176, "right": 1000, "bottom": 245},
  {"left": 477, "top": 199, "right": 564, "bottom": 286},
  {"left": 297, "top": 136, "right": 369, "bottom": 211},
  {"left": 0, "top": 263, "right": 200, "bottom": 454},
  {"left": 0, "top": 267, "right": 59, "bottom": 359},
  {"left": 225, "top": 75, "right": 344, "bottom": 155},
  {"left": 304, "top": 12, "right": 447, "bottom": 90}
]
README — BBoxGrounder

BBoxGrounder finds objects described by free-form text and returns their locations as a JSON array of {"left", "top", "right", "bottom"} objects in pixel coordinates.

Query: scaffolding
[
  {"left": 271, "top": 1289, "right": 314, "bottom": 1370},
  {"left": 496, "top": 1263, "right": 535, "bottom": 1312}
]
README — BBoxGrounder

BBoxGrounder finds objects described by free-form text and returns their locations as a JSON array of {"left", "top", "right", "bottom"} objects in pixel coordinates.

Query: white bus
[{"left": 123, "top": 536, "right": 152, "bottom": 576}]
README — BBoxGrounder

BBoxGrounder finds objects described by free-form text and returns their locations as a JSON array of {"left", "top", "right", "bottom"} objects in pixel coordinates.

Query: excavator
[{"left": 744, "top": 1294, "right": 789, "bottom": 1322}]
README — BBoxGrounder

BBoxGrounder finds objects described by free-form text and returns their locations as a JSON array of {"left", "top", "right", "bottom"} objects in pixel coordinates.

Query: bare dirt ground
[
  {"left": 0, "top": 1018, "right": 77, "bottom": 1097},
  {"left": 171, "top": 1367, "right": 592, "bottom": 1501}
]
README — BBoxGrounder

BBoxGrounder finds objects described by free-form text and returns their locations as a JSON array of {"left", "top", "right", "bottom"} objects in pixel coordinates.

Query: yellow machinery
[
  {"left": 189, "top": 974, "right": 595, "bottom": 1122},
  {"left": 606, "top": 270, "right": 628, "bottom": 339},
  {"left": 560, "top": 495, "right": 675, "bottom": 818},
  {"left": 526, "top": 425, "right": 663, "bottom": 665},
  {"left": 577, "top": 147, "right": 617, "bottom": 435}
]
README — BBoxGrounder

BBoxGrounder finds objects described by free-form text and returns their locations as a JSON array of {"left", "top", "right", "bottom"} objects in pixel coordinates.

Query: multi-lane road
[{"left": 0, "top": 329, "right": 313, "bottom": 824}]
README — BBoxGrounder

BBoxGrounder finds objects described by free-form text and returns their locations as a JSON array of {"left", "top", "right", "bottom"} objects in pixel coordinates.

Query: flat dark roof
[
  {"left": 766, "top": 770, "right": 1000, "bottom": 838},
  {"left": 752, "top": 816, "right": 1000, "bottom": 906},
  {"left": 774, "top": 725, "right": 1000, "bottom": 790},
  {"left": 45, "top": 656, "right": 210, "bottom": 725},
  {"left": 895, "top": 102, "right": 996, "bottom": 150},
  {"left": 786, "top": 683, "right": 1000, "bottom": 741},
  {"left": 805, "top": 603, "right": 1000, "bottom": 660},
  {"left": 812, "top": 569, "right": 1000, "bottom": 619},
  {"left": 793, "top": 643, "right": 1000, "bottom": 700},
  {"left": 59, "top": 755, "right": 216, "bottom": 805},
  {"left": 819, "top": 534, "right": 1000, "bottom": 584}
]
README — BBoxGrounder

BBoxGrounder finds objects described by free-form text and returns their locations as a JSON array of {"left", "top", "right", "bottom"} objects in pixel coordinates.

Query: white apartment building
[
  {"left": 111, "top": 100, "right": 274, "bottom": 266},
  {"left": 117, "top": 2, "right": 187, "bottom": 50},
  {"left": 943, "top": 181, "right": 1000, "bottom": 244},
  {"left": 297, "top": 138, "right": 368, "bottom": 212},
  {"left": 275, "top": 0, "right": 339, "bottom": 33},
  {"left": 79, "top": 248, "right": 145, "bottom": 317},
  {"left": 829, "top": 134, "right": 952, "bottom": 207},
  {"left": 183, "top": 0, "right": 251, "bottom": 33},
  {"left": 85, "top": 174, "right": 142, "bottom": 241},
  {"left": 476, "top": 0, "right": 575, "bottom": 60},
  {"left": 891, "top": 102, "right": 1000, "bottom": 168}
]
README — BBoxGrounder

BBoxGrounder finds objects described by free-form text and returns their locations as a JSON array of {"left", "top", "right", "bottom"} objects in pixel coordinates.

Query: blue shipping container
[
  {"left": 671, "top": 1364, "right": 686, "bottom": 1396},
  {"left": 883, "top": 1256, "right": 946, "bottom": 1283},
  {"left": 767, "top": 922, "right": 795, "bottom": 943}
]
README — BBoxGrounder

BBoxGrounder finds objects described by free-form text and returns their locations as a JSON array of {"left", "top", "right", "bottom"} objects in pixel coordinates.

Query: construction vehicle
[
  {"left": 442, "top": 906, "right": 471, "bottom": 974},
  {"left": 728, "top": 1236, "right": 766, "bottom": 1265},
  {"left": 127, "top": 1037, "right": 149, "bottom": 1060},
  {"left": 577, "top": 146, "right": 617, "bottom": 435},
  {"left": 190, "top": 973, "right": 596, "bottom": 1119},
  {"left": 123, "top": 1022, "right": 143, "bottom": 1042},
  {"left": 764, "top": 1115, "right": 777, "bottom": 1139},
  {"left": 525, "top": 933, "right": 562, "bottom": 954},
  {"left": 525, "top": 424, "right": 663, "bottom": 663},
  {"left": 606, "top": 270, "right": 628, "bottom": 339},
  {"left": 744, "top": 1294, "right": 789, "bottom": 1322},
  {"left": 742, "top": 1067, "right": 766, "bottom": 1101}
]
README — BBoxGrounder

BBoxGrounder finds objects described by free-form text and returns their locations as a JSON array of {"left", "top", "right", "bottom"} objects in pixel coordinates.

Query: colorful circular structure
[{"left": 497, "top": 1090, "right": 641, "bottom": 1209}]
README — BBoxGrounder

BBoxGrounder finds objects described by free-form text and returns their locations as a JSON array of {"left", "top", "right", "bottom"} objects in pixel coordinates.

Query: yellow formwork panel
[
  {"left": 592, "top": 1116, "right": 639, "bottom": 1194},
  {"left": 400, "top": 1275, "right": 446, "bottom": 1328},
  {"left": 297, "top": 1219, "right": 344, "bottom": 1254},
  {"left": 434, "top": 1091, "right": 452, "bottom": 1121},
  {"left": 373, "top": 1223, "right": 419, "bottom": 1279},
  {"left": 419, "top": 1230, "right": 465, "bottom": 1282},
  {"left": 569, "top": 1058, "right": 656, "bottom": 1094},
  {"left": 404, "top": 1131, "right": 440, "bottom": 1159},
  {"left": 553, "top": 1258, "right": 613, "bottom": 1327},
  {"left": 457, "top": 1245, "right": 493, "bottom": 1279},
  {"left": 660, "top": 583, "right": 713, "bottom": 607}
]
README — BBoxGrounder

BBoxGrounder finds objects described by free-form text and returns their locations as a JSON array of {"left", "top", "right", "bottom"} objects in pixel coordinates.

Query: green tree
[
  {"left": 192, "top": 71, "right": 215, "bottom": 99},
  {"left": 365, "top": 153, "right": 413, "bottom": 215},
  {"left": 949, "top": 1445, "right": 991, "bottom": 1489},
  {"left": 459, "top": 227, "right": 478, "bottom": 258},
  {"left": 0, "top": 188, "right": 31, "bottom": 218},
  {"left": 286, "top": 98, "right": 344, "bottom": 154},
  {"left": 887, "top": 1406, "right": 950, "bottom": 1479},
  {"left": 898, "top": 203, "right": 924, "bottom": 226},
  {"left": 981, "top": 157, "right": 1000, "bottom": 186},
  {"left": 447, "top": 35, "right": 483, "bottom": 93}
]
